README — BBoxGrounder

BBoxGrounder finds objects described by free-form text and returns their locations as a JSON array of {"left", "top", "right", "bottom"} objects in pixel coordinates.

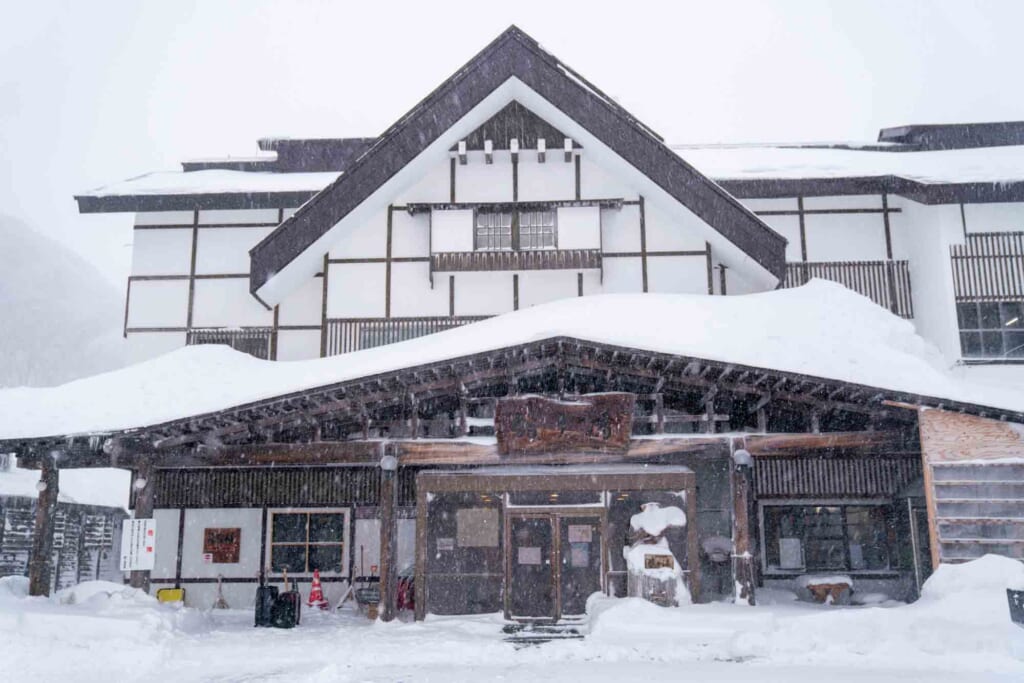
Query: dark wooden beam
[
  {"left": 129, "top": 459, "right": 155, "bottom": 592},
  {"left": 28, "top": 453, "right": 59, "bottom": 596}
]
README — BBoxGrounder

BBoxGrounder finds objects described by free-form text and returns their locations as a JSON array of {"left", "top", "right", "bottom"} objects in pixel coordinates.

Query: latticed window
[
  {"left": 957, "top": 301, "right": 1024, "bottom": 359},
  {"left": 762, "top": 504, "right": 891, "bottom": 572},
  {"left": 474, "top": 212, "right": 513, "bottom": 250},
  {"left": 518, "top": 210, "right": 557, "bottom": 250},
  {"left": 268, "top": 510, "right": 349, "bottom": 575}
]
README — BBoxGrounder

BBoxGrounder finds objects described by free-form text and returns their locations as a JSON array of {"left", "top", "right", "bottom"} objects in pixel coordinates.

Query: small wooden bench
[{"left": 806, "top": 582, "right": 851, "bottom": 604}]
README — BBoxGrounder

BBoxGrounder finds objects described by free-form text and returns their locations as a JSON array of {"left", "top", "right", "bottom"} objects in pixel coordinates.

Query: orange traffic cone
[{"left": 307, "top": 569, "right": 329, "bottom": 610}]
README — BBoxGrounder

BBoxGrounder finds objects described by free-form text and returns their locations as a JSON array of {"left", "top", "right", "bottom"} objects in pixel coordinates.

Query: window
[
  {"left": 518, "top": 210, "right": 557, "bottom": 250},
  {"left": 268, "top": 510, "right": 349, "bottom": 575},
  {"left": 957, "top": 301, "right": 1024, "bottom": 359},
  {"left": 473, "top": 210, "right": 557, "bottom": 251},
  {"left": 762, "top": 504, "right": 891, "bottom": 573},
  {"left": 475, "top": 212, "right": 513, "bottom": 250}
]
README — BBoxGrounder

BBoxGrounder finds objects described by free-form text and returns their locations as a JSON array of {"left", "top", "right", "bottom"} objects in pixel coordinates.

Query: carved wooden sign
[
  {"left": 203, "top": 527, "right": 241, "bottom": 563},
  {"left": 495, "top": 392, "right": 635, "bottom": 456}
]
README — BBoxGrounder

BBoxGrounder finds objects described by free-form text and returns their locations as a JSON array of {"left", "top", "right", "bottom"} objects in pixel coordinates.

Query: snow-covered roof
[
  {"left": 1, "top": 281, "right": 1023, "bottom": 442},
  {"left": 0, "top": 461, "right": 128, "bottom": 508},
  {"left": 80, "top": 169, "right": 340, "bottom": 197},
  {"left": 676, "top": 143, "right": 1024, "bottom": 185}
]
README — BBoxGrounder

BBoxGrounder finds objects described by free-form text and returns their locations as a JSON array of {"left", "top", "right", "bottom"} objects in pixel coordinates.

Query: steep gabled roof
[{"left": 248, "top": 26, "right": 786, "bottom": 302}]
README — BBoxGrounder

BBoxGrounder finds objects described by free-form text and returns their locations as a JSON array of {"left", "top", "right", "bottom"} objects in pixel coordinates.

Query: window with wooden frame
[
  {"left": 761, "top": 503, "right": 892, "bottom": 573},
  {"left": 518, "top": 209, "right": 557, "bottom": 250},
  {"left": 956, "top": 301, "right": 1024, "bottom": 359},
  {"left": 474, "top": 211, "right": 513, "bottom": 251},
  {"left": 267, "top": 509, "right": 350, "bottom": 576}
]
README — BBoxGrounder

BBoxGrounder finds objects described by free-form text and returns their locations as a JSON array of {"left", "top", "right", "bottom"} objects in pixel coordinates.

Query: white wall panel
[
  {"left": 431, "top": 209, "right": 474, "bottom": 252},
  {"left": 803, "top": 194, "right": 882, "bottom": 210},
  {"left": 198, "top": 208, "right": 279, "bottom": 225},
  {"left": 758, "top": 214, "right": 802, "bottom": 262},
  {"left": 397, "top": 518, "right": 416, "bottom": 572},
  {"left": 391, "top": 211, "right": 430, "bottom": 258},
  {"left": 128, "top": 279, "right": 189, "bottom": 328},
  {"left": 453, "top": 272, "right": 514, "bottom": 316},
  {"left": 579, "top": 156, "right": 635, "bottom": 200},
  {"left": 601, "top": 205, "right": 641, "bottom": 252},
  {"left": 125, "top": 332, "right": 186, "bottom": 363},
  {"left": 557, "top": 207, "right": 600, "bottom": 249},
  {"left": 602, "top": 257, "right": 643, "bottom": 293},
  {"left": 455, "top": 151, "right": 513, "bottom": 202},
  {"left": 195, "top": 227, "right": 273, "bottom": 275},
  {"left": 135, "top": 211, "right": 194, "bottom": 226},
  {"left": 963, "top": 202, "right": 1024, "bottom": 233},
  {"left": 390, "top": 262, "right": 448, "bottom": 317},
  {"left": 152, "top": 509, "right": 181, "bottom": 579},
  {"left": 804, "top": 213, "right": 888, "bottom": 261},
  {"left": 644, "top": 202, "right": 707, "bottom": 252},
  {"left": 518, "top": 154, "right": 575, "bottom": 201},
  {"left": 740, "top": 198, "right": 798, "bottom": 212},
  {"left": 328, "top": 209, "right": 387, "bottom": 259},
  {"left": 180, "top": 508, "right": 262, "bottom": 579},
  {"left": 326, "top": 263, "right": 386, "bottom": 318},
  {"left": 648, "top": 256, "right": 709, "bottom": 294},
  {"left": 354, "top": 518, "right": 380, "bottom": 576},
  {"left": 132, "top": 229, "right": 193, "bottom": 276},
  {"left": 580, "top": 269, "right": 602, "bottom": 296},
  {"left": 275, "top": 329, "right": 321, "bottom": 361},
  {"left": 519, "top": 271, "right": 579, "bottom": 308},
  {"left": 192, "top": 278, "right": 272, "bottom": 328},
  {"left": 397, "top": 158, "right": 451, "bottom": 204},
  {"left": 277, "top": 276, "right": 323, "bottom": 326}
]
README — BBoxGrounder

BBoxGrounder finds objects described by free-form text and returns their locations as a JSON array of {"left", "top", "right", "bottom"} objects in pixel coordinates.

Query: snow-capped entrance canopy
[{"left": 1, "top": 281, "right": 1023, "bottom": 448}]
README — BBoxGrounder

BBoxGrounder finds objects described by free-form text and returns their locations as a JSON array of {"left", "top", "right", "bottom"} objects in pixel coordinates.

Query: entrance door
[
  {"left": 509, "top": 515, "right": 555, "bottom": 619},
  {"left": 508, "top": 513, "right": 603, "bottom": 620},
  {"left": 559, "top": 516, "right": 603, "bottom": 617}
]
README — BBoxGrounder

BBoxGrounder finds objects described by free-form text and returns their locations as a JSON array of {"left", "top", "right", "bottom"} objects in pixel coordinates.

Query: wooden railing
[
  {"left": 325, "top": 316, "right": 490, "bottom": 355},
  {"left": 431, "top": 248, "right": 601, "bottom": 272},
  {"left": 950, "top": 231, "right": 1024, "bottom": 302},
  {"left": 186, "top": 327, "right": 274, "bottom": 360},
  {"left": 783, "top": 260, "right": 914, "bottom": 318}
]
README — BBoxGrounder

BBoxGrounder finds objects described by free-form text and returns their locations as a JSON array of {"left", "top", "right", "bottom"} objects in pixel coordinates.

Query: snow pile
[
  {"left": 794, "top": 575, "right": 854, "bottom": 589},
  {"left": 2, "top": 281, "right": 1023, "bottom": 441},
  {"left": 0, "top": 460, "right": 129, "bottom": 508},
  {"left": 54, "top": 580, "right": 155, "bottom": 607},
  {"left": 629, "top": 502, "right": 686, "bottom": 536},
  {"left": 0, "top": 575, "right": 29, "bottom": 600}
]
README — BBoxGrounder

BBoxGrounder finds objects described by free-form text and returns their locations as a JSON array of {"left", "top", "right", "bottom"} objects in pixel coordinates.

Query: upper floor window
[
  {"left": 518, "top": 210, "right": 557, "bottom": 250},
  {"left": 475, "top": 212, "right": 513, "bottom": 251},
  {"left": 957, "top": 301, "right": 1024, "bottom": 359},
  {"left": 473, "top": 210, "right": 557, "bottom": 251}
]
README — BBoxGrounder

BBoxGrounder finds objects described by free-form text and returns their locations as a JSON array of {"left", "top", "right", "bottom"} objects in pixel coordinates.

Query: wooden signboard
[
  {"left": 203, "top": 527, "right": 241, "bottom": 563},
  {"left": 644, "top": 554, "right": 675, "bottom": 570},
  {"left": 495, "top": 392, "right": 636, "bottom": 456}
]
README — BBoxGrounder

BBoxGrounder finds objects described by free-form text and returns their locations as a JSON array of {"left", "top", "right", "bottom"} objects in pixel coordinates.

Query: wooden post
[
  {"left": 379, "top": 446, "right": 399, "bottom": 621},
  {"left": 129, "top": 460, "right": 155, "bottom": 591},
  {"left": 731, "top": 448, "right": 756, "bottom": 606},
  {"left": 28, "top": 451, "right": 60, "bottom": 596}
]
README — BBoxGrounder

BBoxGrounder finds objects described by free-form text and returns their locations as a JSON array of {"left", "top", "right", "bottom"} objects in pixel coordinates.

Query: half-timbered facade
[{"left": 5, "top": 27, "right": 1023, "bottom": 619}]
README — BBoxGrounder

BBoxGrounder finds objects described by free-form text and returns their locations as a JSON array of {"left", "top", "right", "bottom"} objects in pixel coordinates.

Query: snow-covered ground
[{"left": 2, "top": 556, "right": 1023, "bottom": 682}]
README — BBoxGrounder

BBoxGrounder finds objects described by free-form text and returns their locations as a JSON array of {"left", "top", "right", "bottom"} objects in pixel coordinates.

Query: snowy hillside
[{"left": 0, "top": 215, "right": 125, "bottom": 387}]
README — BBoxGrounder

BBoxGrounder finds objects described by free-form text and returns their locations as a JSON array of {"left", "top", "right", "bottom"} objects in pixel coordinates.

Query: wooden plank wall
[{"left": 918, "top": 409, "right": 1024, "bottom": 566}]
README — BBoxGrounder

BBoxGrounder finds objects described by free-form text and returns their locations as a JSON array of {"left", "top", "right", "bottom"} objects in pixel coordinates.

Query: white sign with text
[{"left": 120, "top": 518, "right": 156, "bottom": 572}]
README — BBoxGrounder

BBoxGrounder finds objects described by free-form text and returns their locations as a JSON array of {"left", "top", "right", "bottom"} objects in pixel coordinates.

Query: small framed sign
[
  {"left": 203, "top": 528, "right": 241, "bottom": 564},
  {"left": 644, "top": 554, "right": 674, "bottom": 570},
  {"left": 437, "top": 537, "right": 455, "bottom": 552}
]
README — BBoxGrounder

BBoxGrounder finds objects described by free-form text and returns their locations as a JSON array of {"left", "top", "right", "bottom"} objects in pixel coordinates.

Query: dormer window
[{"left": 474, "top": 209, "right": 557, "bottom": 251}]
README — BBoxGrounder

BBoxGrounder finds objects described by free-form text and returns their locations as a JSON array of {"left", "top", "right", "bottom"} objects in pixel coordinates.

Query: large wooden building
[{"left": 3, "top": 27, "right": 1024, "bottom": 620}]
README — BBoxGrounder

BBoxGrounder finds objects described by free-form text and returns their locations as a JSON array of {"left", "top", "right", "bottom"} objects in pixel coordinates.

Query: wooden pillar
[
  {"left": 129, "top": 460, "right": 155, "bottom": 591},
  {"left": 28, "top": 451, "right": 60, "bottom": 596},
  {"left": 731, "top": 448, "right": 756, "bottom": 606},
  {"left": 378, "top": 446, "right": 399, "bottom": 621}
]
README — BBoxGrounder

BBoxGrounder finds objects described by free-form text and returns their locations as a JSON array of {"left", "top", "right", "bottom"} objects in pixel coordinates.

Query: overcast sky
[{"left": 2, "top": 0, "right": 1021, "bottom": 287}]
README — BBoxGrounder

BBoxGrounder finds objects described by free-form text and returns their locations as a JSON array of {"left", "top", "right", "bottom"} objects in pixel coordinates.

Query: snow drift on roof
[
  {"left": 677, "top": 143, "right": 1024, "bottom": 184},
  {"left": 1, "top": 280, "right": 1023, "bottom": 441},
  {"left": 80, "top": 169, "right": 340, "bottom": 197}
]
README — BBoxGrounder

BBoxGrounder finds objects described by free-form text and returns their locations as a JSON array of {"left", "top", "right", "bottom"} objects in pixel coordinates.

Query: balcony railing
[
  {"left": 325, "top": 316, "right": 490, "bottom": 355},
  {"left": 783, "top": 260, "right": 914, "bottom": 318},
  {"left": 186, "top": 327, "right": 274, "bottom": 359},
  {"left": 431, "top": 248, "right": 602, "bottom": 272},
  {"left": 950, "top": 231, "right": 1024, "bottom": 302}
]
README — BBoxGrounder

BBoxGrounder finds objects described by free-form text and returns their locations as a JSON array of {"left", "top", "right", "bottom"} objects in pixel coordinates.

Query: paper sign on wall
[
  {"left": 120, "top": 518, "right": 156, "bottom": 572},
  {"left": 568, "top": 525, "right": 593, "bottom": 543},
  {"left": 518, "top": 547, "right": 542, "bottom": 565}
]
